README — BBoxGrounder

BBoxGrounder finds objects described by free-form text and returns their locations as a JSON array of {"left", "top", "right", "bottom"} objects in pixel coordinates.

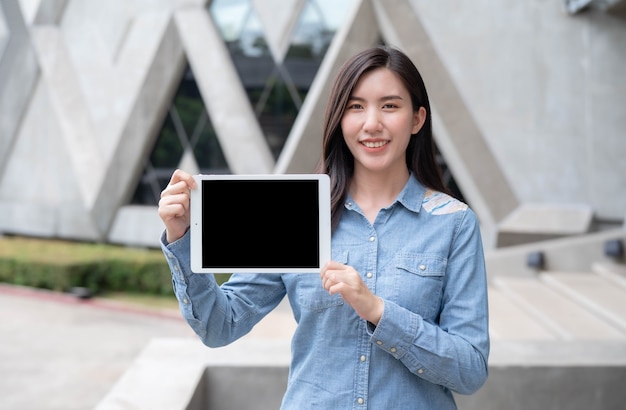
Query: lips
[{"left": 361, "top": 140, "right": 389, "bottom": 148}]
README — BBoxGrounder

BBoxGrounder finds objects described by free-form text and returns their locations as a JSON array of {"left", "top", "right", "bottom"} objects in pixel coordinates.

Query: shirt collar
[
  {"left": 396, "top": 173, "right": 426, "bottom": 214},
  {"left": 344, "top": 173, "right": 427, "bottom": 214}
]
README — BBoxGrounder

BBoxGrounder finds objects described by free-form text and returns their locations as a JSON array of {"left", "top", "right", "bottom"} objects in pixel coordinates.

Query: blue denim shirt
[{"left": 161, "top": 175, "right": 489, "bottom": 409}]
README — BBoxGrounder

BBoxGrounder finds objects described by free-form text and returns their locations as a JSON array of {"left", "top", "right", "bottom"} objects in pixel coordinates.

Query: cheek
[
  {"left": 340, "top": 116, "right": 353, "bottom": 136},
  {"left": 342, "top": 135, "right": 358, "bottom": 156},
  {"left": 340, "top": 118, "right": 359, "bottom": 146},
  {"left": 400, "top": 117, "right": 420, "bottom": 139}
]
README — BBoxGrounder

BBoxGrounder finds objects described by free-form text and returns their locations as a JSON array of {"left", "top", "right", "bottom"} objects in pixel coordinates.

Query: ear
[{"left": 411, "top": 106, "right": 427, "bottom": 135}]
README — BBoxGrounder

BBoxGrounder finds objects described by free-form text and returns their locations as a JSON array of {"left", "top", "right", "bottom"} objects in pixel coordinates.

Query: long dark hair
[{"left": 316, "top": 45, "right": 449, "bottom": 231}]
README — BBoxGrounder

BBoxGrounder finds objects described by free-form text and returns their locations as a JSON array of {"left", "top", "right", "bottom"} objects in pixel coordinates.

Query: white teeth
[{"left": 362, "top": 141, "right": 388, "bottom": 148}]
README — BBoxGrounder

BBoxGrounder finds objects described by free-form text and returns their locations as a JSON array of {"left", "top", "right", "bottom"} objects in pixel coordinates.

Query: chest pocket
[{"left": 392, "top": 253, "right": 446, "bottom": 319}]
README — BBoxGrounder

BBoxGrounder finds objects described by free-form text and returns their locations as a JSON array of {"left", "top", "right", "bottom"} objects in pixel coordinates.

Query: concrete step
[
  {"left": 592, "top": 261, "right": 626, "bottom": 288},
  {"left": 490, "top": 274, "right": 626, "bottom": 341},
  {"left": 487, "top": 286, "right": 556, "bottom": 340},
  {"left": 540, "top": 271, "right": 626, "bottom": 333}
]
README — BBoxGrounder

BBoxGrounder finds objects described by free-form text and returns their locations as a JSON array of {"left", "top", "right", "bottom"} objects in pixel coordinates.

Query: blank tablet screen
[{"left": 201, "top": 179, "right": 320, "bottom": 269}]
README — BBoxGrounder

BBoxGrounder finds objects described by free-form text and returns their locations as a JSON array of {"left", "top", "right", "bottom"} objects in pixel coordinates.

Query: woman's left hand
[{"left": 321, "top": 261, "right": 384, "bottom": 325}]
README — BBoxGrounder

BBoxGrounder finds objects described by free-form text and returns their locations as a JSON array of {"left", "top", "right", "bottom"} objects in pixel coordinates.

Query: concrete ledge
[
  {"left": 95, "top": 338, "right": 291, "bottom": 410},
  {"left": 497, "top": 203, "right": 594, "bottom": 247},
  {"left": 489, "top": 340, "right": 626, "bottom": 366},
  {"left": 455, "top": 341, "right": 626, "bottom": 409},
  {"left": 97, "top": 338, "right": 626, "bottom": 410},
  {"left": 187, "top": 366, "right": 288, "bottom": 410},
  {"left": 486, "top": 228, "right": 626, "bottom": 277},
  {"left": 456, "top": 365, "right": 626, "bottom": 410},
  {"left": 457, "top": 341, "right": 626, "bottom": 409},
  {"left": 108, "top": 205, "right": 164, "bottom": 248}
]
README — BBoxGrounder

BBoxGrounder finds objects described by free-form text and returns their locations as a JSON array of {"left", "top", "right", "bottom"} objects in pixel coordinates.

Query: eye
[
  {"left": 381, "top": 97, "right": 403, "bottom": 110},
  {"left": 346, "top": 102, "right": 363, "bottom": 110}
]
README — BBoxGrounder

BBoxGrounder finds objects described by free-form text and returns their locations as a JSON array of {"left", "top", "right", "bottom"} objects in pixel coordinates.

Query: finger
[
  {"left": 162, "top": 170, "right": 197, "bottom": 196},
  {"left": 161, "top": 180, "right": 191, "bottom": 199},
  {"left": 320, "top": 262, "right": 333, "bottom": 281},
  {"left": 171, "top": 169, "right": 197, "bottom": 190},
  {"left": 158, "top": 202, "right": 187, "bottom": 220},
  {"left": 328, "top": 282, "right": 346, "bottom": 296},
  {"left": 159, "top": 191, "right": 190, "bottom": 207},
  {"left": 325, "top": 260, "right": 346, "bottom": 270},
  {"left": 322, "top": 272, "right": 337, "bottom": 292},
  {"left": 158, "top": 194, "right": 190, "bottom": 217}
]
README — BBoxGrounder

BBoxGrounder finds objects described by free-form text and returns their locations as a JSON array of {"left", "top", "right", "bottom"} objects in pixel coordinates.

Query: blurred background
[
  {"left": 1, "top": 0, "right": 624, "bottom": 249},
  {"left": 1, "top": 0, "right": 625, "bottom": 409}
]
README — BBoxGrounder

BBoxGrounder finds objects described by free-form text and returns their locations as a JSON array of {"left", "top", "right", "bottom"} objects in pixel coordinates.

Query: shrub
[{"left": 0, "top": 236, "right": 175, "bottom": 295}]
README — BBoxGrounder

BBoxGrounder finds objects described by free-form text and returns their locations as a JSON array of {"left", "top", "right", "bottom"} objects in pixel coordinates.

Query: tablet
[{"left": 190, "top": 174, "right": 331, "bottom": 273}]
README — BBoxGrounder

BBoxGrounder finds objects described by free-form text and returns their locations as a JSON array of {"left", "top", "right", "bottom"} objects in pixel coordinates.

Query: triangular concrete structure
[{"left": 252, "top": 0, "right": 305, "bottom": 63}]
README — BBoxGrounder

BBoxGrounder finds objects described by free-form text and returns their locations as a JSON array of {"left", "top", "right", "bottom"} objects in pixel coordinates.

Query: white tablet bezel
[{"left": 190, "top": 173, "right": 331, "bottom": 273}]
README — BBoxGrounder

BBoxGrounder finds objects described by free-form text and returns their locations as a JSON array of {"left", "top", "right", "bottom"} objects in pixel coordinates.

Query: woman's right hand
[{"left": 158, "top": 169, "right": 197, "bottom": 244}]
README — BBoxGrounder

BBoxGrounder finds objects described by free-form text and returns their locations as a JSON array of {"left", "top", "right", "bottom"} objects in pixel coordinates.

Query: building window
[
  {"left": 130, "top": 66, "right": 227, "bottom": 205},
  {"left": 210, "top": 0, "right": 354, "bottom": 159}
]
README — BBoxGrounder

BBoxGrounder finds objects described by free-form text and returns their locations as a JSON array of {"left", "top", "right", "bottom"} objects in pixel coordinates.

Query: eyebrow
[{"left": 347, "top": 95, "right": 405, "bottom": 102}]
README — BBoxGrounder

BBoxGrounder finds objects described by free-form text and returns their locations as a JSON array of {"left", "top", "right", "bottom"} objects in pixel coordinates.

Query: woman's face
[{"left": 341, "top": 67, "right": 425, "bottom": 177}]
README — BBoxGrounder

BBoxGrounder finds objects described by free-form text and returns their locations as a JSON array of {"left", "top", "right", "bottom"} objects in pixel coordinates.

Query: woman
[{"left": 158, "top": 45, "right": 489, "bottom": 409}]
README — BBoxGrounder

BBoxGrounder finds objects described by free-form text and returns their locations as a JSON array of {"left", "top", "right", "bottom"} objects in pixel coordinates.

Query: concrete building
[
  {"left": 1, "top": 0, "right": 626, "bottom": 408},
  {"left": 1, "top": 0, "right": 625, "bottom": 249}
]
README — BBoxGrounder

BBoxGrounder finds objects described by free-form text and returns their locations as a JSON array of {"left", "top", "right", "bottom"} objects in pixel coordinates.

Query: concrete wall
[
  {"left": 410, "top": 0, "right": 626, "bottom": 222},
  {"left": 0, "top": 0, "right": 624, "bottom": 248}
]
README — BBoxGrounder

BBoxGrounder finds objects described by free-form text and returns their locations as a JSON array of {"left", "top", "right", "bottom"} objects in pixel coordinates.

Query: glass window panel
[
  {"left": 149, "top": 116, "right": 184, "bottom": 168},
  {"left": 130, "top": 63, "right": 230, "bottom": 205},
  {"left": 210, "top": 0, "right": 250, "bottom": 42},
  {"left": 259, "top": 78, "right": 299, "bottom": 158},
  {"left": 173, "top": 69, "right": 204, "bottom": 142},
  {"left": 192, "top": 115, "right": 228, "bottom": 173},
  {"left": 288, "top": 1, "right": 331, "bottom": 59},
  {"left": 315, "top": 0, "right": 355, "bottom": 30},
  {"left": 209, "top": 0, "right": 359, "bottom": 160}
]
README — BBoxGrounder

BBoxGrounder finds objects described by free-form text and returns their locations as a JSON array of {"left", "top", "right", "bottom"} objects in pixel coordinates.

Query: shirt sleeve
[
  {"left": 160, "top": 230, "right": 287, "bottom": 347},
  {"left": 366, "top": 208, "right": 490, "bottom": 395}
]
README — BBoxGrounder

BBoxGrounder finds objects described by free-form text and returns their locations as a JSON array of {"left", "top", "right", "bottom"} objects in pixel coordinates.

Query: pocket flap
[{"left": 395, "top": 253, "right": 446, "bottom": 277}]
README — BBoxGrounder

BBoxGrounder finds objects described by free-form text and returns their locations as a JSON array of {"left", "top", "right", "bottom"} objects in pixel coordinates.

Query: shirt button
[
  {"left": 357, "top": 398, "right": 364, "bottom": 405},
  {"left": 376, "top": 340, "right": 383, "bottom": 346},
  {"left": 366, "top": 272, "right": 373, "bottom": 278},
  {"left": 419, "top": 264, "right": 426, "bottom": 271},
  {"left": 360, "top": 355, "right": 366, "bottom": 362},
  {"left": 369, "top": 236, "right": 375, "bottom": 242},
  {"left": 390, "top": 347, "right": 397, "bottom": 353},
  {"left": 183, "top": 298, "right": 189, "bottom": 304},
  {"left": 418, "top": 368, "right": 424, "bottom": 374}
]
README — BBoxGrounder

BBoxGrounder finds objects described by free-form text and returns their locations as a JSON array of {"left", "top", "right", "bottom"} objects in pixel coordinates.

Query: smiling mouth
[{"left": 361, "top": 140, "right": 389, "bottom": 148}]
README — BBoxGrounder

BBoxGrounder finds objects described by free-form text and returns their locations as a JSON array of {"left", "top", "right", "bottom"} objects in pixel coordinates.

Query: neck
[{"left": 350, "top": 167, "right": 410, "bottom": 211}]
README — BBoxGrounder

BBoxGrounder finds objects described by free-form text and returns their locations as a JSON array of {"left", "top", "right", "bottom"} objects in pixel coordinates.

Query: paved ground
[
  {"left": 0, "top": 284, "right": 194, "bottom": 410},
  {"left": 0, "top": 283, "right": 296, "bottom": 410}
]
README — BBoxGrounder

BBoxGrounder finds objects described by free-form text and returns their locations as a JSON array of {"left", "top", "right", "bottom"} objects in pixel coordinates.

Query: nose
[{"left": 363, "top": 108, "right": 382, "bottom": 133}]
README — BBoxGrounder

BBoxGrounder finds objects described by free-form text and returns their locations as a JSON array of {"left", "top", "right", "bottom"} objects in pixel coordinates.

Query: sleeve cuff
[{"left": 367, "top": 300, "right": 419, "bottom": 360}]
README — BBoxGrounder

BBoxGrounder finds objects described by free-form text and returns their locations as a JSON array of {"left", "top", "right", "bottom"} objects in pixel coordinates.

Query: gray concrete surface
[
  {"left": 0, "top": 283, "right": 297, "bottom": 410},
  {"left": 96, "top": 338, "right": 293, "bottom": 410},
  {"left": 0, "top": 284, "right": 198, "bottom": 410}
]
